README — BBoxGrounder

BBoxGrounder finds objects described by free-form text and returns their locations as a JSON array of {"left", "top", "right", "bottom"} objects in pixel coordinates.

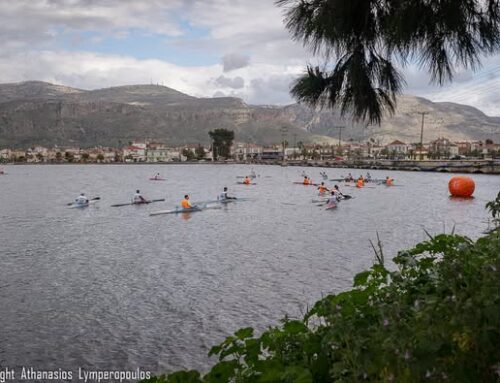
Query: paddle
[
  {"left": 67, "top": 197, "right": 100, "bottom": 206},
  {"left": 111, "top": 198, "right": 165, "bottom": 207}
]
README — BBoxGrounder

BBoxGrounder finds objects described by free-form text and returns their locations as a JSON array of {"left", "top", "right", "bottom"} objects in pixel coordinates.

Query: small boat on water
[
  {"left": 150, "top": 204, "right": 221, "bottom": 216},
  {"left": 111, "top": 199, "right": 165, "bottom": 207},
  {"left": 68, "top": 199, "right": 100, "bottom": 209}
]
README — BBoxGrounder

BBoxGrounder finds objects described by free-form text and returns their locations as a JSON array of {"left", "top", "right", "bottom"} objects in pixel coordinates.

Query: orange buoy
[{"left": 448, "top": 176, "right": 475, "bottom": 197}]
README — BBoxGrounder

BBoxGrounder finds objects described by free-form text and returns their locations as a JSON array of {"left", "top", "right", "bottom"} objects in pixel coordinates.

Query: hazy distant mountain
[{"left": 0, "top": 81, "right": 498, "bottom": 148}]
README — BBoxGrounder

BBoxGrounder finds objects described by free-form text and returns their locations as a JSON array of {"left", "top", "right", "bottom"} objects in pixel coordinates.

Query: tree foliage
[
  {"left": 182, "top": 148, "right": 196, "bottom": 161},
  {"left": 195, "top": 145, "right": 206, "bottom": 160},
  {"left": 142, "top": 200, "right": 500, "bottom": 383},
  {"left": 209, "top": 129, "right": 235, "bottom": 160},
  {"left": 277, "top": 0, "right": 500, "bottom": 124}
]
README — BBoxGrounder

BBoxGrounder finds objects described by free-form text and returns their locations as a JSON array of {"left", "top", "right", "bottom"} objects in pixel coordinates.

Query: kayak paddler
[
  {"left": 303, "top": 176, "right": 311, "bottom": 185},
  {"left": 219, "top": 187, "right": 236, "bottom": 201},
  {"left": 332, "top": 185, "right": 345, "bottom": 199},
  {"left": 317, "top": 182, "right": 329, "bottom": 194},
  {"left": 366, "top": 172, "right": 372, "bottom": 181},
  {"left": 385, "top": 176, "right": 394, "bottom": 186},
  {"left": 326, "top": 192, "right": 338, "bottom": 208},
  {"left": 243, "top": 176, "right": 251, "bottom": 185},
  {"left": 75, "top": 193, "right": 89, "bottom": 205},
  {"left": 250, "top": 169, "right": 256, "bottom": 178},
  {"left": 133, "top": 190, "right": 147, "bottom": 204},
  {"left": 181, "top": 195, "right": 193, "bottom": 209},
  {"left": 356, "top": 177, "right": 364, "bottom": 188},
  {"left": 153, "top": 173, "right": 161, "bottom": 180}
]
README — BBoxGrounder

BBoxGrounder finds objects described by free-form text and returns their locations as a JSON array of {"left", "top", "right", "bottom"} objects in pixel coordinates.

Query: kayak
[
  {"left": 293, "top": 182, "right": 319, "bottom": 186},
  {"left": 150, "top": 204, "right": 221, "bottom": 216},
  {"left": 111, "top": 198, "right": 165, "bottom": 207},
  {"left": 218, "top": 197, "right": 251, "bottom": 204},
  {"left": 344, "top": 184, "right": 376, "bottom": 188},
  {"left": 149, "top": 178, "right": 166, "bottom": 181},
  {"left": 236, "top": 175, "right": 257, "bottom": 179},
  {"left": 68, "top": 199, "right": 99, "bottom": 209},
  {"left": 236, "top": 182, "right": 257, "bottom": 185},
  {"left": 330, "top": 178, "right": 351, "bottom": 182},
  {"left": 150, "top": 206, "right": 202, "bottom": 215}
]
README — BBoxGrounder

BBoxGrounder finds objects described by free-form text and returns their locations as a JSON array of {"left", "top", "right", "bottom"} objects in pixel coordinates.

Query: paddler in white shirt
[
  {"left": 133, "top": 190, "right": 147, "bottom": 204},
  {"left": 75, "top": 193, "right": 89, "bottom": 205},
  {"left": 219, "top": 187, "right": 237, "bottom": 201}
]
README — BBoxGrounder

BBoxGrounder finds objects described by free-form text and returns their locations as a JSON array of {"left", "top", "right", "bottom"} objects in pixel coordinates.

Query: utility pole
[
  {"left": 417, "top": 112, "right": 428, "bottom": 160},
  {"left": 336, "top": 126, "right": 345, "bottom": 147},
  {"left": 293, "top": 133, "right": 298, "bottom": 160},
  {"left": 280, "top": 126, "right": 288, "bottom": 164}
]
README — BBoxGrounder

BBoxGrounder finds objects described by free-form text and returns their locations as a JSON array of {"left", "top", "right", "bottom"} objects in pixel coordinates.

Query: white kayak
[
  {"left": 68, "top": 199, "right": 99, "bottom": 209},
  {"left": 150, "top": 204, "right": 222, "bottom": 216}
]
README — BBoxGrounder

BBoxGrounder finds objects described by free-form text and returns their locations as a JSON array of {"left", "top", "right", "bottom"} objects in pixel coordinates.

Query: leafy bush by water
[{"left": 142, "top": 202, "right": 500, "bottom": 383}]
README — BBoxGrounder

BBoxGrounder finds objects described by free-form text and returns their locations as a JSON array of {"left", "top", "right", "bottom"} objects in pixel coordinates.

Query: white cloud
[
  {"left": 222, "top": 53, "right": 250, "bottom": 72},
  {"left": 213, "top": 75, "right": 245, "bottom": 89},
  {"left": 0, "top": 0, "right": 499, "bottom": 115}
]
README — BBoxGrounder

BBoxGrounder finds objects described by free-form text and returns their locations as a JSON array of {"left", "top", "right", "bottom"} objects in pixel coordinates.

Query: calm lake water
[{"left": 0, "top": 164, "right": 498, "bottom": 376}]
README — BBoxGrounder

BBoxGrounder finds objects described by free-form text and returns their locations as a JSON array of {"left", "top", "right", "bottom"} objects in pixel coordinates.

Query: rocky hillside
[{"left": 0, "top": 81, "right": 498, "bottom": 148}]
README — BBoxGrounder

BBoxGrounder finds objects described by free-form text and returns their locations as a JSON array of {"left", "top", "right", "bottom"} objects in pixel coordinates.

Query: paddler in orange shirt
[
  {"left": 181, "top": 195, "right": 192, "bottom": 209},
  {"left": 356, "top": 176, "right": 364, "bottom": 188},
  {"left": 385, "top": 176, "right": 394, "bottom": 186},
  {"left": 243, "top": 176, "right": 251, "bottom": 185},
  {"left": 317, "top": 182, "right": 329, "bottom": 194},
  {"left": 303, "top": 176, "right": 311, "bottom": 185}
]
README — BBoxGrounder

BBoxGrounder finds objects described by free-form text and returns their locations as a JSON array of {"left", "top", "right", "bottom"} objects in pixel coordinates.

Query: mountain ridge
[{"left": 0, "top": 81, "right": 498, "bottom": 148}]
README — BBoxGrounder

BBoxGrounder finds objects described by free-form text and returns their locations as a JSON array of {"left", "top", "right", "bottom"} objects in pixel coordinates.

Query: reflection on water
[{"left": 0, "top": 164, "right": 498, "bottom": 374}]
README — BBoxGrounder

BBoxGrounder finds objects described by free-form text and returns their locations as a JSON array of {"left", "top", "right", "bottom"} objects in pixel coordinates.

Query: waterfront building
[
  {"left": 146, "top": 142, "right": 169, "bottom": 162},
  {"left": 386, "top": 140, "right": 409, "bottom": 157}
]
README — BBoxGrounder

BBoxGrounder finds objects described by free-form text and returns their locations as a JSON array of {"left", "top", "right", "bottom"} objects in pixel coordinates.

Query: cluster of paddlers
[{"left": 295, "top": 171, "right": 396, "bottom": 210}]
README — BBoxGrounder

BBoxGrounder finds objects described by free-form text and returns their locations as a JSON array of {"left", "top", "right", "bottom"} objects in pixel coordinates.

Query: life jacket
[
  {"left": 303, "top": 178, "right": 310, "bottom": 185},
  {"left": 386, "top": 179, "right": 393, "bottom": 186},
  {"left": 181, "top": 199, "right": 191, "bottom": 208},
  {"left": 244, "top": 178, "right": 251, "bottom": 184},
  {"left": 318, "top": 185, "right": 327, "bottom": 193},
  {"left": 357, "top": 179, "right": 364, "bottom": 188}
]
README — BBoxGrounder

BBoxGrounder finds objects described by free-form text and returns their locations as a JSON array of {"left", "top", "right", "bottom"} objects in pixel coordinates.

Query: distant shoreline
[{"left": 3, "top": 159, "right": 500, "bottom": 174}]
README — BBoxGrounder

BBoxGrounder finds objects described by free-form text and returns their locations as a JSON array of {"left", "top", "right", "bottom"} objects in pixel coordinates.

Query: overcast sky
[{"left": 1, "top": 0, "right": 500, "bottom": 115}]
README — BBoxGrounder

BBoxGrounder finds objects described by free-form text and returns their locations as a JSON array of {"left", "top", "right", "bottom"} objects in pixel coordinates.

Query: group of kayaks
[
  {"left": 67, "top": 173, "right": 251, "bottom": 215},
  {"left": 66, "top": 170, "right": 397, "bottom": 213},
  {"left": 294, "top": 171, "right": 397, "bottom": 210}
]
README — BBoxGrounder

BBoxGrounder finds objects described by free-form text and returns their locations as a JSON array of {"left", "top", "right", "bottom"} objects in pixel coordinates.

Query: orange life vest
[
  {"left": 181, "top": 199, "right": 191, "bottom": 208},
  {"left": 244, "top": 178, "right": 251, "bottom": 185},
  {"left": 319, "top": 185, "right": 327, "bottom": 193},
  {"left": 357, "top": 179, "right": 364, "bottom": 188},
  {"left": 386, "top": 179, "right": 393, "bottom": 186}
]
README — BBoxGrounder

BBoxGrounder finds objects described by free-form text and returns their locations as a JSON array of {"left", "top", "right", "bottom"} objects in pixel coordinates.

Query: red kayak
[{"left": 293, "top": 182, "right": 319, "bottom": 186}]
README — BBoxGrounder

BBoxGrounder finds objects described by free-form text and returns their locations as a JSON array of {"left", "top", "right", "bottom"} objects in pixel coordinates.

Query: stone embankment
[{"left": 256, "top": 159, "right": 500, "bottom": 174}]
